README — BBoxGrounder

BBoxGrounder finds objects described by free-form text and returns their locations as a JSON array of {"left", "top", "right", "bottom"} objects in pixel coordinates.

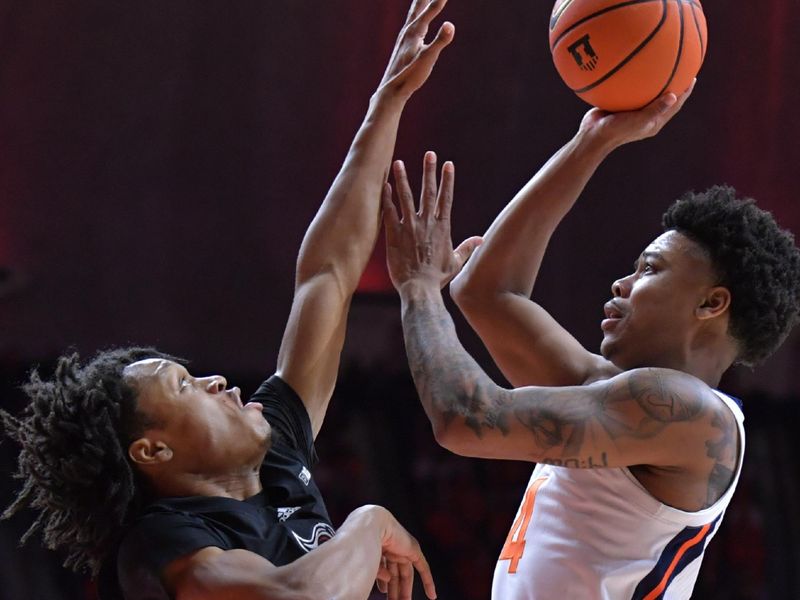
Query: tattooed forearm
[
  {"left": 402, "top": 292, "right": 512, "bottom": 439},
  {"left": 400, "top": 290, "right": 719, "bottom": 472}
]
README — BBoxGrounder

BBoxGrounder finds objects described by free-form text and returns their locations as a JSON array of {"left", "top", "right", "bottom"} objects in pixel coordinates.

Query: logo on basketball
[{"left": 567, "top": 34, "right": 598, "bottom": 72}]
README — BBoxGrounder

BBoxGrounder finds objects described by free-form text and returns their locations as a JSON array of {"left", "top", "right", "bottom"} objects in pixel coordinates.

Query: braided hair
[
  {"left": 1, "top": 347, "right": 182, "bottom": 575},
  {"left": 663, "top": 186, "right": 800, "bottom": 366}
]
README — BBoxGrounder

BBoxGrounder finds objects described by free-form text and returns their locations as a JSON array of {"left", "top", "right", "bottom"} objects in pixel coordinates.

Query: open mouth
[
  {"left": 603, "top": 302, "right": 623, "bottom": 320},
  {"left": 601, "top": 301, "right": 625, "bottom": 331}
]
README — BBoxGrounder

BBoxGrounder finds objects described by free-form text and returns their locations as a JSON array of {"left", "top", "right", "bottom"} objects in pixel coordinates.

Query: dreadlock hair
[
  {"left": 0, "top": 347, "right": 183, "bottom": 576},
  {"left": 662, "top": 185, "right": 800, "bottom": 366}
]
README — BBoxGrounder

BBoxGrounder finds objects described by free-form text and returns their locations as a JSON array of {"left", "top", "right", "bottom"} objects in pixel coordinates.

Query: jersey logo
[
  {"left": 277, "top": 506, "right": 300, "bottom": 522},
  {"left": 291, "top": 522, "right": 336, "bottom": 553},
  {"left": 298, "top": 466, "right": 311, "bottom": 486}
]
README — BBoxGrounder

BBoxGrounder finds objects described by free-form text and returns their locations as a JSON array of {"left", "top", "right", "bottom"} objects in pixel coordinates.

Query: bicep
[
  {"left": 454, "top": 290, "right": 615, "bottom": 387},
  {"left": 276, "top": 271, "right": 350, "bottom": 437},
  {"left": 441, "top": 368, "right": 715, "bottom": 470}
]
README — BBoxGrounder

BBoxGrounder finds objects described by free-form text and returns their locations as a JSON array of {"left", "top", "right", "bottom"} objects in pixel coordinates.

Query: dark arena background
[{"left": 1, "top": 1, "right": 799, "bottom": 598}]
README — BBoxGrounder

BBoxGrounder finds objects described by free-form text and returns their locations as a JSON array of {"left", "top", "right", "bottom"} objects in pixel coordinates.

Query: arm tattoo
[
  {"left": 703, "top": 404, "right": 738, "bottom": 507},
  {"left": 402, "top": 294, "right": 512, "bottom": 439},
  {"left": 402, "top": 294, "right": 712, "bottom": 468},
  {"left": 627, "top": 369, "right": 704, "bottom": 421}
]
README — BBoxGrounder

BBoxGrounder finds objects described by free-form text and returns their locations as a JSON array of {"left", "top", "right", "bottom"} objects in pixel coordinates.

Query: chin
[{"left": 600, "top": 338, "right": 630, "bottom": 370}]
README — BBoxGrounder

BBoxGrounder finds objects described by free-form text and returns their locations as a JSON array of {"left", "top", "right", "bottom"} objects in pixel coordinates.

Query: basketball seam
[
  {"left": 571, "top": 0, "right": 669, "bottom": 95},
  {"left": 550, "top": 0, "right": 664, "bottom": 51},
  {"left": 652, "top": 0, "right": 685, "bottom": 102},
  {"left": 689, "top": 2, "right": 705, "bottom": 61}
]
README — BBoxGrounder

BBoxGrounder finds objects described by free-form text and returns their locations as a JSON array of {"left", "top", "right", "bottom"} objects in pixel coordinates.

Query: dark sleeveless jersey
[{"left": 100, "top": 375, "right": 333, "bottom": 600}]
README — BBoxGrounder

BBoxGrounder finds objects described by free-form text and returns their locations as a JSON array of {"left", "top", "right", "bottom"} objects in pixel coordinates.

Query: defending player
[{"left": 1, "top": 1, "right": 453, "bottom": 598}]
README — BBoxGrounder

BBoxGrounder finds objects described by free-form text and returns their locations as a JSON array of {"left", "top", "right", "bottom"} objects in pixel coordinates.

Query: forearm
[
  {"left": 399, "top": 281, "right": 512, "bottom": 447},
  {"left": 296, "top": 90, "right": 407, "bottom": 289},
  {"left": 280, "top": 505, "right": 390, "bottom": 599},
  {"left": 184, "top": 507, "right": 390, "bottom": 600},
  {"left": 453, "top": 129, "right": 615, "bottom": 299}
]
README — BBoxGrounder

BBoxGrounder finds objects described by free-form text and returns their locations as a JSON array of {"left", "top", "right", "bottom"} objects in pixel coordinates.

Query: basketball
[{"left": 549, "top": 0, "right": 707, "bottom": 112}]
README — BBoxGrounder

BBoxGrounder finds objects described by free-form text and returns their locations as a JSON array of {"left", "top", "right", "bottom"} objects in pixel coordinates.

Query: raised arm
[
  {"left": 383, "top": 151, "right": 737, "bottom": 511},
  {"left": 165, "top": 505, "right": 436, "bottom": 600},
  {"left": 450, "top": 84, "right": 695, "bottom": 388},
  {"left": 276, "top": 0, "right": 453, "bottom": 437}
]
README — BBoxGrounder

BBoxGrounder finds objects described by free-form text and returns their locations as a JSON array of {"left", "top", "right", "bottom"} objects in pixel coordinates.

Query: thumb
[{"left": 453, "top": 236, "right": 483, "bottom": 269}]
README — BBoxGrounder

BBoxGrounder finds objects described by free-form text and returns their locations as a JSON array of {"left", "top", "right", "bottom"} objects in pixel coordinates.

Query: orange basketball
[{"left": 549, "top": 0, "right": 707, "bottom": 112}]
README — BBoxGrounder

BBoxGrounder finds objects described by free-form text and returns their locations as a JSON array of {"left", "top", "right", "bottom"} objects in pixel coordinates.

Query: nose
[
  {"left": 204, "top": 376, "right": 227, "bottom": 393},
  {"left": 611, "top": 274, "right": 633, "bottom": 298}
]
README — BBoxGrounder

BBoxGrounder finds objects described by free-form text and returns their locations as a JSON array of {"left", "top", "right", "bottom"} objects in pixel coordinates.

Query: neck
[
  {"left": 679, "top": 337, "right": 738, "bottom": 388},
  {"left": 153, "top": 468, "right": 263, "bottom": 501}
]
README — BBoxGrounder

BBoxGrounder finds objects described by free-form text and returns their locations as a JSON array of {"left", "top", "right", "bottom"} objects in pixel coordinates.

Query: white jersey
[{"left": 491, "top": 390, "right": 744, "bottom": 600}]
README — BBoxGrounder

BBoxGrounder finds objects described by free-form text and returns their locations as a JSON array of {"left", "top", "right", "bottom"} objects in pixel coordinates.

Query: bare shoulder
[
  {"left": 606, "top": 368, "right": 741, "bottom": 509},
  {"left": 614, "top": 367, "right": 718, "bottom": 423}
]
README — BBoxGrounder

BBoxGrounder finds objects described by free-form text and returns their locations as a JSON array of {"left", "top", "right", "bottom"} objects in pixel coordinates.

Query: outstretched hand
[
  {"left": 579, "top": 79, "right": 696, "bottom": 148},
  {"left": 378, "top": 0, "right": 455, "bottom": 100},
  {"left": 383, "top": 152, "right": 482, "bottom": 291}
]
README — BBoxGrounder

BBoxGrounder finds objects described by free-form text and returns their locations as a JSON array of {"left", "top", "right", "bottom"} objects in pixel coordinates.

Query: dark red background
[{"left": 1, "top": 1, "right": 799, "bottom": 598}]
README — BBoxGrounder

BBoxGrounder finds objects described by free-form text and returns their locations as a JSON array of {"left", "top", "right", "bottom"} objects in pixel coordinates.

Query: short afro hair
[
  {"left": 662, "top": 185, "right": 800, "bottom": 366},
  {"left": 1, "top": 347, "right": 183, "bottom": 575}
]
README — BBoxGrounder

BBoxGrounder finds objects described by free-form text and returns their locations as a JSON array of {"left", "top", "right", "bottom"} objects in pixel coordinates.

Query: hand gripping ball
[{"left": 549, "top": 0, "right": 707, "bottom": 111}]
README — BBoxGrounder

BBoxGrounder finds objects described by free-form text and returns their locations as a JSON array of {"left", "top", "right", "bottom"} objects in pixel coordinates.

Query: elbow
[
  {"left": 450, "top": 270, "right": 486, "bottom": 315},
  {"left": 449, "top": 269, "right": 472, "bottom": 306},
  {"left": 431, "top": 422, "right": 473, "bottom": 457}
]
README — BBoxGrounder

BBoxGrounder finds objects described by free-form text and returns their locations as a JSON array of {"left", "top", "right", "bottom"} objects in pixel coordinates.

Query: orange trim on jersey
[{"left": 641, "top": 522, "right": 712, "bottom": 600}]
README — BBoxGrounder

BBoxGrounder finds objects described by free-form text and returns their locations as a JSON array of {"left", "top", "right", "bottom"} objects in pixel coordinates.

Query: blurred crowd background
[{"left": 1, "top": 1, "right": 799, "bottom": 598}]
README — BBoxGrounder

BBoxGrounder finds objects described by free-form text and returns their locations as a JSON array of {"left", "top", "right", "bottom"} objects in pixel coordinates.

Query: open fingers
[
  {"left": 434, "top": 161, "right": 455, "bottom": 220},
  {"left": 392, "top": 160, "right": 417, "bottom": 222},
  {"left": 419, "top": 151, "right": 438, "bottom": 218},
  {"left": 397, "top": 560, "right": 415, "bottom": 600},
  {"left": 648, "top": 78, "right": 695, "bottom": 122},
  {"left": 412, "top": 20, "right": 455, "bottom": 70},
  {"left": 671, "top": 77, "right": 696, "bottom": 113},
  {"left": 382, "top": 182, "right": 398, "bottom": 222},
  {"left": 384, "top": 551, "right": 437, "bottom": 599},
  {"left": 414, "top": 555, "right": 437, "bottom": 599},
  {"left": 376, "top": 555, "right": 390, "bottom": 594},
  {"left": 387, "top": 560, "right": 400, "bottom": 600},
  {"left": 408, "top": 0, "right": 449, "bottom": 36}
]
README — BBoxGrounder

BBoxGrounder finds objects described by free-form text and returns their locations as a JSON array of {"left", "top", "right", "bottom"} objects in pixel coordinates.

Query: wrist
[
  {"left": 344, "top": 504, "right": 391, "bottom": 543},
  {"left": 370, "top": 86, "right": 409, "bottom": 113},
  {"left": 572, "top": 126, "right": 619, "bottom": 160},
  {"left": 397, "top": 278, "right": 444, "bottom": 302}
]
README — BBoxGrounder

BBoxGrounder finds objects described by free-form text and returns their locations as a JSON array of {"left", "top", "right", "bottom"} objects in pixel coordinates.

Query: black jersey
[{"left": 105, "top": 375, "right": 334, "bottom": 600}]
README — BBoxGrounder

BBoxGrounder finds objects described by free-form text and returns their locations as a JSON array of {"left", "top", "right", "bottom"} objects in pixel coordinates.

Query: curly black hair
[
  {"left": 0, "top": 347, "right": 182, "bottom": 575},
  {"left": 662, "top": 185, "right": 800, "bottom": 366}
]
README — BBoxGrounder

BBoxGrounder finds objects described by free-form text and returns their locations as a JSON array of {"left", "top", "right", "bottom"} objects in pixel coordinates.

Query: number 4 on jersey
[{"left": 499, "top": 476, "right": 548, "bottom": 573}]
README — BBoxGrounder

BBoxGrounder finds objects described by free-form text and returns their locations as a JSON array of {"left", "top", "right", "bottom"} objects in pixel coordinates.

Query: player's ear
[
  {"left": 696, "top": 286, "right": 730, "bottom": 320},
  {"left": 129, "top": 438, "right": 173, "bottom": 466}
]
